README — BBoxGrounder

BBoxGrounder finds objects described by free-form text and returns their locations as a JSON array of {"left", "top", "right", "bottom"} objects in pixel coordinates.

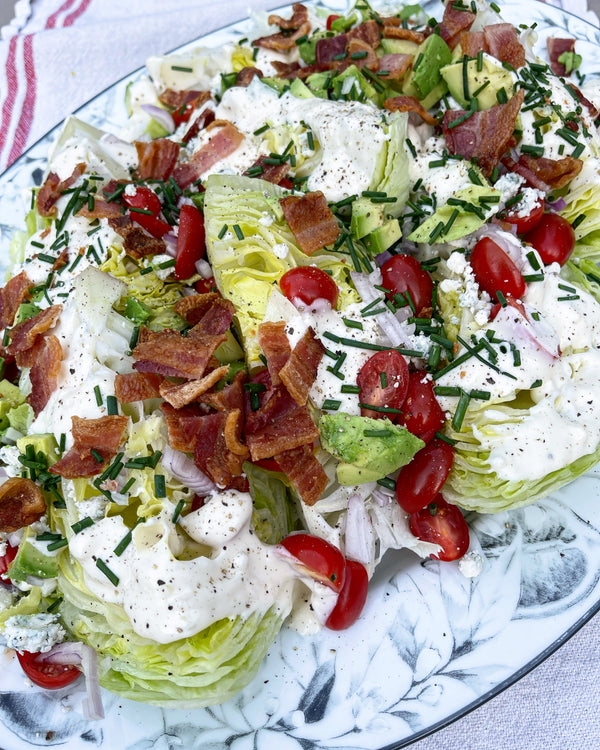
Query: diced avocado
[
  {"left": 0, "top": 400, "right": 11, "bottom": 430},
  {"left": 215, "top": 329, "right": 244, "bottom": 364},
  {"left": 0, "top": 380, "right": 26, "bottom": 408},
  {"left": 419, "top": 79, "right": 449, "bottom": 110},
  {"left": 17, "top": 433, "right": 60, "bottom": 465},
  {"left": 8, "top": 529, "right": 59, "bottom": 582},
  {"left": 380, "top": 38, "right": 419, "bottom": 56},
  {"left": 351, "top": 197, "right": 385, "bottom": 240},
  {"left": 410, "top": 34, "right": 451, "bottom": 99},
  {"left": 124, "top": 296, "right": 153, "bottom": 325},
  {"left": 319, "top": 413, "right": 424, "bottom": 485},
  {"left": 14, "top": 302, "right": 42, "bottom": 325},
  {"left": 289, "top": 77, "right": 316, "bottom": 100},
  {"left": 7, "top": 402, "right": 34, "bottom": 435},
  {"left": 441, "top": 57, "right": 515, "bottom": 110},
  {"left": 305, "top": 71, "right": 333, "bottom": 99},
  {"left": 260, "top": 77, "right": 289, "bottom": 95},
  {"left": 332, "top": 65, "right": 379, "bottom": 106},
  {"left": 298, "top": 30, "right": 330, "bottom": 65},
  {"left": 364, "top": 219, "right": 402, "bottom": 255}
]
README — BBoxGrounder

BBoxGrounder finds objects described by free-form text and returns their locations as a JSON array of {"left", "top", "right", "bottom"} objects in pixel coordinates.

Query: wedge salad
[{"left": 2, "top": 0, "right": 600, "bottom": 717}]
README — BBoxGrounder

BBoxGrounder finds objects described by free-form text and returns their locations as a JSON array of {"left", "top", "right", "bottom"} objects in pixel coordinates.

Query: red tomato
[
  {"left": 0, "top": 543, "right": 18, "bottom": 583},
  {"left": 524, "top": 213, "right": 575, "bottom": 266},
  {"left": 400, "top": 371, "right": 445, "bottom": 443},
  {"left": 326, "top": 14, "right": 341, "bottom": 30},
  {"left": 470, "top": 237, "right": 526, "bottom": 301},
  {"left": 122, "top": 186, "right": 171, "bottom": 238},
  {"left": 280, "top": 533, "right": 346, "bottom": 592},
  {"left": 396, "top": 438, "right": 454, "bottom": 513},
  {"left": 17, "top": 651, "right": 81, "bottom": 690},
  {"left": 253, "top": 457, "right": 282, "bottom": 472},
  {"left": 325, "top": 560, "right": 369, "bottom": 631},
  {"left": 409, "top": 495, "right": 469, "bottom": 562},
  {"left": 280, "top": 267, "right": 339, "bottom": 308},
  {"left": 278, "top": 177, "right": 294, "bottom": 190},
  {"left": 195, "top": 276, "right": 218, "bottom": 294},
  {"left": 175, "top": 204, "right": 206, "bottom": 280},
  {"left": 503, "top": 198, "right": 544, "bottom": 234},
  {"left": 489, "top": 296, "right": 527, "bottom": 321},
  {"left": 380, "top": 255, "right": 433, "bottom": 314},
  {"left": 356, "top": 350, "right": 409, "bottom": 420},
  {"left": 171, "top": 94, "right": 207, "bottom": 127}
]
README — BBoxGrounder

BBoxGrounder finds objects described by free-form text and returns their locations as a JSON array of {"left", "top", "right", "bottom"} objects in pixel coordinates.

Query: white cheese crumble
[{"left": 0, "top": 614, "right": 65, "bottom": 653}]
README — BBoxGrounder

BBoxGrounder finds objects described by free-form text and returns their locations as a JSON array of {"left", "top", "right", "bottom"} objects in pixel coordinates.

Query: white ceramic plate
[{"left": 1, "top": 1, "right": 600, "bottom": 748}]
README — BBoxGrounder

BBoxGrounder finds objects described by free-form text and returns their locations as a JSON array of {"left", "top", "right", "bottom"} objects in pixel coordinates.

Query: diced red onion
[
  {"left": 546, "top": 197, "right": 567, "bottom": 212},
  {"left": 140, "top": 104, "right": 175, "bottom": 134},
  {"left": 372, "top": 487, "right": 394, "bottom": 507},
  {"left": 40, "top": 642, "right": 104, "bottom": 720},
  {"left": 351, "top": 271, "right": 416, "bottom": 348},
  {"left": 161, "top": 445, "right": 216, "bottom": 494},
  {"left": 195, "top": 258, "right": 213, "bottom": 278},
  {"left": 493, "top": 302, "right": 560, "bottom": 361},
  {"left": 163, "top": 233, "right": 177, "bottom": 257},
  {"left": 344, "top": 494, "right": 375, "bottom": 566},
  {"left": 375, "top": 250, "right": 393, "bottom": 266}
]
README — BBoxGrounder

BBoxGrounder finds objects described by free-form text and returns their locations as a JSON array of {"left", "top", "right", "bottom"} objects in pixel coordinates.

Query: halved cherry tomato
[
  {"left": 171, "top": 94, "right": 207, "bottom": 128},
  {"left": 326, "top": 14, "right": 341, "bottom": 30},
  {"left": 280, "top": 533, "right": 346, "bottom": 592},
  {"left": 280, "top": 266, "right": 339, "bottom": 308},
  {"left": 17, "top": 651, "right": 81, "bottom": 690},
  {"left": 489, "top": 296, "right": 527, "bottom": 321},
  {"left": 470, "top": 236, "right": 526, "bottom": 301},
  {"left": 175, "top": 204, "right": 206, "bottom": 280},
  {"left": 400, "top": 371, "right": 445, "bottom": 443},
  {"left": 356, "top": 350, "right": 409, "bottom": 420},
  {"left": 409, "top": 495, "right": 469, "bottom": 562},
  {"left": 503, "top": 199, "right": 544, "bottom": 234},
  {"left": 380, "top": 254, "right": 433, "bottom": 314},
  {"left": 325, "top": 559, "right": 368, "bottom": 631},
  {"left": 524, "top": 213, "right": 575, "bottom": 266},
  {"left": 396, "top": 438, "right": 454, "bottom": 514},
  {"left": 122, "top": 186, "right": 171, "bottom": 238},
  {"left": 253, "top": 457, "right": 282, "bottom": 472},
  {"left": 195, "top": 276, "right": 218, "bottom": 294},
  {"left": 0, "top": 543, "right": 18, "bottom": 583}
]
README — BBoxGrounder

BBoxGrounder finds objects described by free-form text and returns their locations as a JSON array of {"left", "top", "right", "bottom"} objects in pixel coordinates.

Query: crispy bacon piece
[
  {"left": 254, "top": 3, "right": 311, "bottom": 52},
  {"left": 483, "top": 23, "right": 526, "bottom": 69},
  {"left": 22, "top": 334, "right": 62, "bottom": 415},
  {"left": 244, "top": 154, "right": 289, "bottom": 184},
  {"left": 50, "top": 450, "right": 112, "bottom": 478},
  {"left": 438, "top": 3, "right": 475, "bottom": 49},
  {"left": 279, "top": 327, "right": 324, "bottom": 406},
  {"left": 135, "top": 139, "right": 180, "bottom": 181},
  {"left": 172, "top": 120, "right": 244, "bottom": 189},
  {"left": 280, "top": 191, "right": 340, "bottom": 255},
  {"left": 194, "top": 411, "right": 245, "bottom": 487},
  {"left": 246, "top": 406, "right": 319, "bottom": 461},
  {"left": 347, "top": 20, "right": 381, "bottom": 47},
  {"left": 114, "top": 372, "right": 163, "bottom": 403},
  {"left": 236, "top": 67, "right": 264, "bottom": 87},
  {"left": 316, "top": 34, "right": 347, "bottom": 67},
  {"left": 174, "top": 293, "right": 235, "bottom": 335},
  {"left": 200, "top": 370, "right": 246, "bottom": 412},
  {"left": 258, "top": 321, "right": 291, "bottom": 385},
  {"left": 382, "top": 26, "right": 425, "bottom": 43},
  {"left": 133, "top": 329, "right": 226, "bottom": 379},
  {"left": 78, "top": 198, "right": 124, "bottom": 220},
  {"left": 244, "top": 378, "right": 297, "bottom": 436},
  {"left": 182, "top": 107, "right": 216, "bottom": 145},
  {"left": 161, "top": 402, "right": 205, "bottom": 452},
  {"left": 223, "top": 409, "right": 249, "bottom": 457},
  {"left": 0, "top": 478, "right": 46, "bottom": 533},
  {"left": 384, "top": 95, "right": 439, "bottom": 126},
  {"left": 7, "top": 305, "right": 62, "bottom": 356},
  {"left": 274, "top": 444, "right": 328, "bottom": 506},
  {"left": 37, "top": 163, "right": 86, "bottom": 217},
  {"left": 0, "top": 271, "right": 32, "bottom": 329},
  {"left": 346, "top": 39, "right": 378, "bottom": 70},
  {"left": 378, "top": 53, "right": 412, "bottom": 80},
  {"left": 501, "top": 155, "right": 549, "bottom": 191},
  {"left": 108, "top": 215, "right": 166, "bottom": 259},
  {"left": 442, "top": 89, "right": 524, "bottom": 176},
  {"left": 460, "top": 30, "right": 485, "bottom": 58},
  {"left": 513, "top": 154, "right": 583, "bottom": 190},
  {"left": 159, "top": 365, "right": 229, "bottom": 408},
  {"left": 50, "top": 415, "right": 128, "bottom": 478},
  {"left": 160, "top": 89, "right": 211, "bottom": 110},
  {"left": 547, "top": 37, "right": 576, "bottom": 76},
  {"left": 272, "top": 61, "right": 321, "bottom": 80}
]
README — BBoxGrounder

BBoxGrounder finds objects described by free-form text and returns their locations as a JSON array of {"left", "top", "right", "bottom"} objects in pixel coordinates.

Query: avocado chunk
[
  {"left": 364, "top": 219, "right": 402, "bottom": 255},
  {"left": 380, "top": 38, "right": 419, "bottom": 56},
  {"left": 8, "top": 528, "right": 59, "bottom": 582},
  {"left": 351, "top": 197, "right": 386, "bottom": 240},
  {"left": 17, "top": 433, "right": 60, "bottom": 466},
  {"left": 408, "top": 34, "right": 452, "bottom": 99},
  {"left": 319, "top": 412, "right": 424, "bottom": 485},
  {"left": 289, "top": 77, "right": 316, "bottom": 100},
  {"left": 441, "top": 56, "right": 515, "bottom": 110}
]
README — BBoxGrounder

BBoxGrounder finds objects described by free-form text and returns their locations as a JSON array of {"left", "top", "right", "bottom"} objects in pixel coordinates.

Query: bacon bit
[
  {"left": 52, "top": 248, "right": 69, "bottom": 271},
  {"left": 316, "top": 34, "right": 348, "bottom": 68},
  {"left": 382, "top": 26, "right": 425, "bottom": 43},
  {"left": 173, "top": 293, "right": 234, "bottom": 335},
  {"left": 159, "top": 89, "right": 211, "bottom": 110},
  {"left": 274, "top": 444, "right": 328, "bottom": 506},
  {"left": 78, "top": 197, "right": 124, "bottom": 220},
  {"left": 280, "top": 191, "right": 341, "bottom": 255},
  {"left": 36, "top": 163, "right": 86, "bottom": 217},
  {"left": 23, "top": 334, "right": 63, "bottom": 415},
  {"left": 174, "top": 292, "right": 220, "bottom": 323},
  {"left": 501, "top": 155, "right": 550, "bottom": 191},
  {"left": 108, "top": 215, "right": 167, "bottom": 259},
  {"left": 547, "top": 37, "right": 576, "bottom": 76},
  {"left": 483, "top": 23, "right": 526, "bottom": 69},
  {"left": 244, "top": 154, "right": 289, "bottom": 184},
  {"left": 346, "top": 38, "right": 378, "bottom": 70},
  {"left": 460, "top": 30, "right": 485, "bottom": 58},
  {"left": 515, "top": 154, "right": 583, "bottom": 190},
  {"left": 194, "top": 411, "right": 245, "bottom": 487},
  {"left": 254, "top": 4, "right": 311, "bottom": 51},
  {"left": 114, "top": 372, "right": 163, "bottom": 403},
  {"left": 172, "top": 120, "right": 245, "bottom": 189},
  {"left": 258, "top": 321, "right": 291, "bottom": 385},
  {"left": 236, "top": 67, "right": 264, "bottom": 87},
  {"left": 182, "top": 108, "right": 216, "bottom": 145},
  {"left": 0, "top": 478, "right": 47, "bottom": 533},
  {"left": 161, "top": 402, "right": 205, "bottom": 452},
  {"left": 377, "top": 53, "right": 412, "bottom": 80},
  {"left": 0, "top": 271, "right": 32, "bottom": 329},
  {"left": 438, "top": 3, "right": 476, "bottom": 49},
  {"left": 347, "top": 19, "right": 381, "bottom": 47},
  {"left": 224, "top": 409, "right": 249, "bottom": 457},
  {"left": 71, "top": 415, "right": 128, "bottom": 453},
  {"left": 271, "top": 60, "right": 321, "bottom": 80},
  {"left": 279, "top": 327, "right": 324, "bottom": 406},
  {"left": 49, "top": 450, "right": 112, "bottom": 478},
  {"left": 7, "top": 305, "right": 62, "bottom": 356},
  {"left": 159, "top": 365, "right": 229, "bottom": 408},
  {"left": 200, "top": 370, "right": 246, "bottom": 412},
  {"left": 135, "top": 139, "right": 180, "bottom": 181},
  {"left": 246, "top": 406, "right": 319, "bottom": 461},
  {"left": 133, "top": 329, "right": 226, "bottom": 379},
  {"left": 384, "top": 95, "right": 439, "bottom": 126},
  {"left": 442, "top": 89, "right": 524, "bottom": 177}
]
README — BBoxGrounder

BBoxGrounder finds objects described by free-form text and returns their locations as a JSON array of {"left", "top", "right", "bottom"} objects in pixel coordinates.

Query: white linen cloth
[{"left": 0, "top": 1, "right": 599, "bottom": 748}]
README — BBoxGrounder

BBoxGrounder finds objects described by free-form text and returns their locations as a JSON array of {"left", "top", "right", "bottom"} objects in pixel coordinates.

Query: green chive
[
  {"left": 232, "top": 224, "right": 244, "bottom": 240},
  {"left": 530, "top": 379, "right": 542, "bottom": 388},
  {"left": 71, "top": 517, "right": 94, "bottom": 534},
  {"left": 340, "top": 384, "right": 361, "bottom": 393},
  {"left": 322, "top": 399, "right": 342, "bottom": 410},
  {"left": 172, "top": 498, "right": 186, "bottom": 523},
  {"left": 106, "top": 395, "right": 118, "bottom": 416},
  {"left": 47, "top": 538, "right": 69, "bottom": 551},
  {"left": 96, "top": 558, "right": 119, "bottom": 586},
  {"left": 94, "top": 385, "right": 103, "bottom": 406},
  {"left": 522, "top": 273, "right": 545, "bottom": 282},
  {"left": 452, "top": 390, "right": 471, "bottom": 431},
  {"left": 253, "top": 124, "right": 270, "bottom": 135},
  {"left": 377, "top": 477, "right": 396, "bottom": 490}
]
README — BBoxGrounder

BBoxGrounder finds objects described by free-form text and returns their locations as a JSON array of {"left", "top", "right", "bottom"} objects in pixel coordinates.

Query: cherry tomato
[
  {"left": 17, "top": 651, "right": 82, "bottom": 690},
  {"left": 489, "top": 296, "right": 527, "bottom": 321},
  {"left": 503, "top": 198, "right": 544, "bottom": 234},
  {"left": 409, "top": 495, "right": 469, "bottom": 562},
  {"left": 280, "top": 533, "right": 346, "bottom": 592},
  {"left": 253, "top": 457, "right": 282, "bottom": 472},
  {"left": 0, "top": 543, "right": 18, "bottom": 583},
  {"left": 122, "top": 186, "right": 171, "bottom": 238},
  {"left": 470, "top": 237, "right": 526, "bottom": 301},
  {"left": 171, "top": 94, "right": 207, "bottom": 128},
  {"left": 524, "top": 213, "right": 575, "bottom": 266},
  {"left": 175, "top": 204, "right": 206, "bottom": 280},
  {"left": 380, "top": 254, "right": 433, "bottom": 315},
  {"left": 325, "top": 560, "right": 369, "bottom": 631},
  {"left": 356, "top": 350, "right": 409, "bottom": 420},
  {"left": 280, "top": 267, "right": 339, "bottom": 309},
  {"left": 326, "top": 13, "right": 341, "bottom": 30},
  {"left": 400, "top": 371, "right": 445, "bottom": 443},
  {"left": 195, "top": 276, "right": 218, "bottom": 294},
  {"left": 278, "top": 177, "right": 294, "bottom": 190},
  {"left": 396, "top": 438, "right": 454, "bottom": 513}
]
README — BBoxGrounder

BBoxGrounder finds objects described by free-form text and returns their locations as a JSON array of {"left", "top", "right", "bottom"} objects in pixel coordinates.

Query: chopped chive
[
  {"left": 96, "top": 558, "right": 119, "bottom": 586},
  {"left": 129, "top": 326, "right": 140, "bottom": 350},
  {"left": 496, "top": 290, "right": 508, "bottom": 307},
  {"left": 322, "top": 399, "right": 342, "bottom": 410},
  {"left": 172, "top": 498, "right": 186, "bottom": 523},
  {"left": 572, "top": 143, "right": 585, "bottom": 159},
  {"left": 572, "top": 214, "right": 586, "bottom": 230},
  {"left": 434, "top": 385, "right": 462, "bottom": 397},
  {"left": 94, "top": 385, "right": 103, "bottom": 406},
  {"left": 59, "top": 433, "right": 66, "bottom": 452},
  {"left": 380, "top": 371, "right": 387, "bottom": 388},
  {"left": 106, "top": 395, "right": 118, "bottom": 416},
  {"left": 232, "top": 224, "right": 244, "bottom": 240},
  {"left": 451, "top": 390, "right": 471, "bottom": 431},
  {"left": 139, "top": 266, "right": 154, "bottom": 276},
  {"left": 377, "top": 477, "right": 396, "bottom": 490},
  {"left": 307, "top": 130, "right": 314, "bottom": 150},
  {"left": 530, "top": 379, "right": 542, "bottom": 388},
  {"left": 340, "top": 384, "right": 361, "bottom": 393},
  {"left": 558, "top": 294, "right": 580, "bottom": 301},
  {"left": 47, "top": 597, "right": 63, "bottom": 613},
  {"left": 253, "top": 124, "right": 270, "bottom": 135},
  {"left": 68, "top": 253, "right": 83, "bottom": 272},
  {"left": 91, "top": 449, "right": 104, "bottom": 464},
  {"left": 71, "top": 517, "right": 94, "bottom": 534},
  {"left": 171, "top": 64, "right": 193, "bottom": 72},
  {"left": 522, "top": 273, "right": 545, "bottom": 282},
  {"left": 342, "top": 317, "right": 363, "bottom": 330},
  {"left": 37, "top": 253, "right": 57, "bottom": 264},
  {"left": 122, "top": 477, "right": 136, "bottom": 494},
  {"left": 357, "top": 402, "right": 403, "bottom": 414},
  {"left": 526, "top": 251, "right": 541, "bottom": 270},
  {"left": 218, "top": 224, "right": 228, "bottom": 239},
  {"left": 158, "top": 259, "right": 176, "bottom": 270},
  {"left": 47, "top": 538, "right": 69, "bottom": 551}
]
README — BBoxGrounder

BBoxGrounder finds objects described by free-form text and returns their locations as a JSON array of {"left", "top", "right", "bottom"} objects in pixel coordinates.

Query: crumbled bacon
[
  {"left": 0, "top": 271, "right": 32, "bottom": 330},
  {"left": 172, "top": 120, "right": 244, "bottom": 189},
  {"left": 200, "top": 370, "right": 246, "bottom": 412},
  {"left": 7, "top": 304, "right": 62, "bottom": 355},
  {"left": 378, "top": 53, "right": 412, "bottom": 80},
  {"left": 442, "top": 89, "right": 524, "bottom": 176},
  {"left": 346, "top": 38, "right": 378, "bottom": 70},
  {"left": 161, "top": 402, "right": 206, "bottom": 452},
  {"left": 459, "top": 30, "right": 485, "bottom": 58},
  {"left": 258, "top": 321, "right": 291, "bottom": 385},
  {"left": 159, "top": 365, "right": 229, "bottom": 408},
  {"left": 50, "top": 415, "right": 128, "bottom": 478},
  {"left": 384, "top": 95, "right": 439, "bottom": 126},
  {"left": 135, "top": 139, "right": 180, "bottom": 181},
  {"left": 347, "top": 19, "right": 381, "bottom": 47},
  {"left": 37, "top": 163, "right": 86, "bottom": 217},
  {"left": 133, "top": 329, "right": 226, "bottom": 379},
  {"left": 547, "top": 37, "right": 576, "bottom": 76},
  {"left": 244, "top": 155, "right": 289, "bottom": 184},
  {"left": 78, "top": 197, "right": 124, "bottom": 220},
  {"left": 501, "top": 155, "right": 550, "bottom": 191},
  {"left": 315, "top": 34, "right": 348, "bottom": 67},
  {"left": 438, "top": 3, "right": 476, "bottom": 49},
  {"left": 194, "top": 411, "right": 246, "bottom": 487},
  {"left": 483, "top": 23, "right": 526, "bottom": 69},
  {"left": 236, "top": 67, "right": 263, "bottom": 87},
  {"left": 274, "top": 444, "right": 328, "bottom": 506},
  {"left": 114, "top": 372, "right": 164, "bottom": 402},
  {"left": 280, "top": 191, "right": 341, "bottom": 255},
  {"left": 382, "top": 26, "right": 425, "bottom": 43},
  {"left": 246, "top": 405, "right": 320, "bottom": 461},
  {"left": 513, "top": 154, "right": 583, "bottom": 190},
  {"left": 0, "top": 478, "right": 47, "bottom": 533},
  {"left": 174, "top": 293, "right": 234, "bottom": 334},
  {"left": 158, "top": 89, "right": 211, "bottom": 110},
  {"left": 21, "top": 334, "right": 62, "bottom": 415},
  {"left": 108, "top": 215, "right": 167, "bottom": 259},
  {"left": 254, "top": 4, "right": 311, "bottom": 52},
  {"left": 182, "top": 108, "right": 216, "bottom": 145},
  {"left": 279, "top": 326, "right": 324, "bottom": 406},
  {"left": 223, "top": 409, "right": 249, "bottom": 457}
]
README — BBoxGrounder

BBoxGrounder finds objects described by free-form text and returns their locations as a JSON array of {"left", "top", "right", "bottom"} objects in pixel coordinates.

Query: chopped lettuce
[{"left": 245, "top": 462, "right": 300, "bottom": 545}]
